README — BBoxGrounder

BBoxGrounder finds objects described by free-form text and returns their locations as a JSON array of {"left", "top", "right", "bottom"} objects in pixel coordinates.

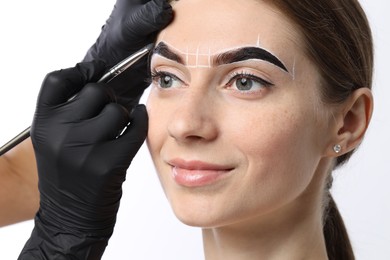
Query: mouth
[{"left": 168, "top": 158, "right": 234, "bottom": 187}]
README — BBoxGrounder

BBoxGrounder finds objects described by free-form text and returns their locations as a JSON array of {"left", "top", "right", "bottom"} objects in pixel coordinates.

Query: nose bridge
[
  {"left": 180, "top": 87, "right": 210, "bottom": 117},
  {"left": 168, "top": 86, "right": 217, "bottom": 142}
]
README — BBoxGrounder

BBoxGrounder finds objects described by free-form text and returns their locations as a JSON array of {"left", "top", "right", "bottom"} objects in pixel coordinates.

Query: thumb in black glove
[
  {"left": 19, "top": 61, "right": 148, "bottom": 260},
  {"left": 84, "top": 0, "right": 173, "bottom": 109}
]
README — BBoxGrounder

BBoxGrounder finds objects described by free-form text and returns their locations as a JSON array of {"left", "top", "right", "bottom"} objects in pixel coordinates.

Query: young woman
[
  {"left": 146, "top": 0, "right": 373, "bottom": 259},
  {"left": 19, "top": 0, "right": 373, "bottom": 259}
]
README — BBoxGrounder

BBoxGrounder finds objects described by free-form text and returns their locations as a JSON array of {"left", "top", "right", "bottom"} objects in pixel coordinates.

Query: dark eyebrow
[
  {"left": 152, "top": 41, "right": 288, "bottom": 72},
  {"left": 215, "top": 47, "right": 288, "bottom": 72},
  {"left": 153, "top": 42, "right": 184, "bottom": 64}
]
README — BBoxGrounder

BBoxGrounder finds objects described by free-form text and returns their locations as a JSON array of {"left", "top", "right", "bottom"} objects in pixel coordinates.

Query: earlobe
[
  {"left": 333, "top": 144, "right": 342, "bottom": 154},
  {"left": 326, "top": 88, "right": 373, "bottom": 157}
]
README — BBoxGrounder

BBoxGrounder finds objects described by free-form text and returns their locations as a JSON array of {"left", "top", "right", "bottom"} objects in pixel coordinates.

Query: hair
[{"left": 265, "top": 0, "right": 373, "bottom": 259}]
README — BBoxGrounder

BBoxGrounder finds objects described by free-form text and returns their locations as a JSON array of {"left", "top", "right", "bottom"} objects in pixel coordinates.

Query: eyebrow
[
  {"left": 152, "top": 41, "right": 288, "bottom": 72},
  {"left": 215, "top": 47, "right": 288, "bottom": 72},
  {"left": 153, "top": 42, "right": 184, "bottom": 64}
]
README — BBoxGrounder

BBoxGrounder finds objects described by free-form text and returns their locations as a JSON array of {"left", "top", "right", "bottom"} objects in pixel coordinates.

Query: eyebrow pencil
[{"left": 0, "top": 43, "right": 154, "bottom": 156}]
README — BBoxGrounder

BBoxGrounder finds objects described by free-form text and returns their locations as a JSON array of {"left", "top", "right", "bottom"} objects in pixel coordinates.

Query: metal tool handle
[{"left": 0, "top": 127, "right": 31, "bottom": 155}]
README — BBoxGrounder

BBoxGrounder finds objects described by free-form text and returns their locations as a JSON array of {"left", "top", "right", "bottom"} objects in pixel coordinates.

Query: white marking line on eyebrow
[
  {"left": 208, "top": 47, "right": 211, "bottom": 68},
  {"left": 186, "top": 65, "right": 211, "bottom": 68},
  {"left": 186, "top": 46, "right": 189, "bottom": 65},
  {"left": 196, "top": 45, "right": 199, "bottom": 67},
  {"left": 253, "top": 35, "right": 294, "bottom": 78},
  {"left": 163, "top": 42, "right": 210, "bottom": 67},
  {"left": 291, "top": 57, "right": 296, "bottom": 80},
  {"left": 155, "top": 41, "right": 294, "bottom": 75}
]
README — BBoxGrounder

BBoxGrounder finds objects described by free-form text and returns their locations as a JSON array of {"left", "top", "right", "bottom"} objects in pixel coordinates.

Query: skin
[
  {"left": 0, "top": 1, "right": 372, "bottom": 258},
  {"left": 146, "top": 0, "right": 373, "bottom": 259},
  {"left": 0, "top": 138, "right": 38, "bottom": 227}
]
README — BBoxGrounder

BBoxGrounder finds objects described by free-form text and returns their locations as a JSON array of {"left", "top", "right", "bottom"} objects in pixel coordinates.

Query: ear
[{"left": 326, "top": 88, "right": 373, "bottom": 157}]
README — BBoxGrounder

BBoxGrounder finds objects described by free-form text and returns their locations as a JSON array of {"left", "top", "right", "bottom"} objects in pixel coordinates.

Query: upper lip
[{"left": 168, "top": 158, "right": 233, "bottom": 171}]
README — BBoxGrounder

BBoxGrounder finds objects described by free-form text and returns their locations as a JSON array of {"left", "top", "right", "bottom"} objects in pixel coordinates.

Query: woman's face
[{"left": 147, "top": 0, "right": 334, "bottom": 228}]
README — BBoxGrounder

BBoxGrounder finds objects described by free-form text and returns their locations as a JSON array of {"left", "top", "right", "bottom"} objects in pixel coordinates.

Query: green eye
[
  {"left": 236, "top": 78, "right": 253, "bottom": 91},
  {"left": 151, "top": 71, "right": 185, "bottom": 89},
  {"left": 227, "top": 73, "right": 274, "bottom": 93},
  {"left": 160, "top": 75, "right": 174, "bottom": 88}
]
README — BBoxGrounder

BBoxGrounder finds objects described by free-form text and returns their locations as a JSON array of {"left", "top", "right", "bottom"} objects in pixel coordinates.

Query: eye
[
  {"left": 151, "top": 70, "right": 185, "bottom": 89},
  {"left": 226, "top": 73, "right": 273, "bottom": 93}
]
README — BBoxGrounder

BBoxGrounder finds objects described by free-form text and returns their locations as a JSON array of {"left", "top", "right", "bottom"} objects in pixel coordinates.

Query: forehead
[{"left": 159, "top": 0, "right": 302, "bottom": 55}]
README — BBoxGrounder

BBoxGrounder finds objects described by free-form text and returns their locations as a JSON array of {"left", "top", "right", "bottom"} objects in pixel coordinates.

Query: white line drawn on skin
[{"left": 157, "top": 34, "right": 295, "bottom": 78}]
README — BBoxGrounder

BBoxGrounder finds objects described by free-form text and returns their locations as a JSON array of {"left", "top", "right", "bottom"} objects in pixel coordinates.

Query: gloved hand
[
  {"left": 84, "top": 0, "right": 173, "bottom": 109},
  {"left": 18, "top": 61, "right": 148, "bottom": 260}
]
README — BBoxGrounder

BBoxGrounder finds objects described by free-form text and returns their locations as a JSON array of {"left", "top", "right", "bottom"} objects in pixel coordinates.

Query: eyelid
[
  {"left": 150, "top": 56, "right": 190, "bottom": 81},
  {"left": 151, "top": 70, "right": 187, "bottom": 86},
  {"left": 218, "top": 59, "right": 289, "bottom": 79},
  {"left": 225, "top": 67, "right": 275, "bottom": 86},
  {"left": 226, "top": 72, "right": 274, "bottom": 87}
]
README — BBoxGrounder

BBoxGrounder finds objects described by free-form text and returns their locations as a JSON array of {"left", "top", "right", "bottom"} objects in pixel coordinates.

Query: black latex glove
[
  {"left": 18, "top": 61, "right": 148, "bottom": 260},
  {"left": 84, "top": 0, "right": 173, "bottom": 109}
]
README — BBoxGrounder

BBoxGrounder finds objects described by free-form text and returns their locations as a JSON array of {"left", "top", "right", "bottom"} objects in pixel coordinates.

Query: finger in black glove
[
  {"left": 84, "top": 0, "right": 173, "bottom": 109},
  {"left": 19, "top": 61, "right": 148, "bottom": 260}
]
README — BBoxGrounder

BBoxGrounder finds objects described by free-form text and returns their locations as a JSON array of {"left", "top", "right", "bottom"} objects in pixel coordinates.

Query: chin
[
  {"left": 166, "top": 193, "right": 231, "bottom": 229},
  {"left": 174, "top": 211, "right": 219, "bottom": 228}
]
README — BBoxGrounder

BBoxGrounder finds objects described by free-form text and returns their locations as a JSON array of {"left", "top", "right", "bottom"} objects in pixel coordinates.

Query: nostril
[
  {"left": 167, "top": 99, "right": 219, "bottom": 143},
  {"left": 185, "top": 135, "right": 204, "bottom": 141},
  {"left": 168, "top": 119, "right": 217, "bottom": 143}
]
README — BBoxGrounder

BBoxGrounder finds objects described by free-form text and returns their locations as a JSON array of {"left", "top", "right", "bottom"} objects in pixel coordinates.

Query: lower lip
[{"left": 172, "top": 167, "right": 232, "bottom": 187}]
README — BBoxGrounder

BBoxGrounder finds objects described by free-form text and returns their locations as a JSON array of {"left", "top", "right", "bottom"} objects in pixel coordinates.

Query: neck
[
  {"left": 202, "top": 160, "right": 332, "bottom": 260},
  {"left": 202, "top": 213, "right": 327, "bottom": 260}
]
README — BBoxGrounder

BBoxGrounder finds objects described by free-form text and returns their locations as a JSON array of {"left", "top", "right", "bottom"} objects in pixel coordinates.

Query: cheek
[
  {"left": 227, "top": 104, "right": 321, "bottom": 196},
  {"left": 228, "top": 106, "right": 307, "bottom": 157},
  {"left": 146, "top": 91, "right": 165, "bottom": 155},
  {"left": 145, "top": 91, "right": 172, "bottom": 197},
  {"left": 145, "top": 87, "right": 327, "bottom": 226},
  {"left": 146, "top": 88, "right": 178, "bottom": 168}
]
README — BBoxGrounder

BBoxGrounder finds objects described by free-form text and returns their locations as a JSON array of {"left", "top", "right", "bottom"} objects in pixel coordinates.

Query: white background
[{"left": 0, "top": 1, "right": 389, "bottom": 259}]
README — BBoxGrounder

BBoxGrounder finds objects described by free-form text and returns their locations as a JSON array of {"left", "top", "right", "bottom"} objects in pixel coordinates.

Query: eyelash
[
  {"left": 150, "top": 70, "right": 187, "bottom": 88},
  {"left": 226, "top": 71, "right": 274, "bottom": 89},
  {"left": 150, "top": 69, "right": 274, "bottom": 93}
]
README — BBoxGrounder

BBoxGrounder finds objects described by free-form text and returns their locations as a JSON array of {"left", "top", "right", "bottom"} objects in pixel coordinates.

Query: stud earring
[{"left": 333, "top": 144, "right": 342, "bottom": 154}]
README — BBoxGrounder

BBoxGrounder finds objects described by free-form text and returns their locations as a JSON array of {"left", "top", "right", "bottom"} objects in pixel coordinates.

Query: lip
[{"left": 168, "top": 159, "right": 234, "bottom": 187}]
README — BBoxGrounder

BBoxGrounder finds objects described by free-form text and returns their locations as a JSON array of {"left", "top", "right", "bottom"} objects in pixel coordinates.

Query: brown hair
[{"left": 265, "top": 0, "right": 373, "bottom": 259}]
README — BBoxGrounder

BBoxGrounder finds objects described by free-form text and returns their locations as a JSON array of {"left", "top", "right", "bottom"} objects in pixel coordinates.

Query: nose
[{"left": 167, "top": 89, "right": 218, "bottom": 143}]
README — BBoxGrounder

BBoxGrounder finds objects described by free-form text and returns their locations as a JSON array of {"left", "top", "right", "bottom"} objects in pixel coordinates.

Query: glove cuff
[{"left": 18, "top": 212, "right": 110, "bottom": 260}]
